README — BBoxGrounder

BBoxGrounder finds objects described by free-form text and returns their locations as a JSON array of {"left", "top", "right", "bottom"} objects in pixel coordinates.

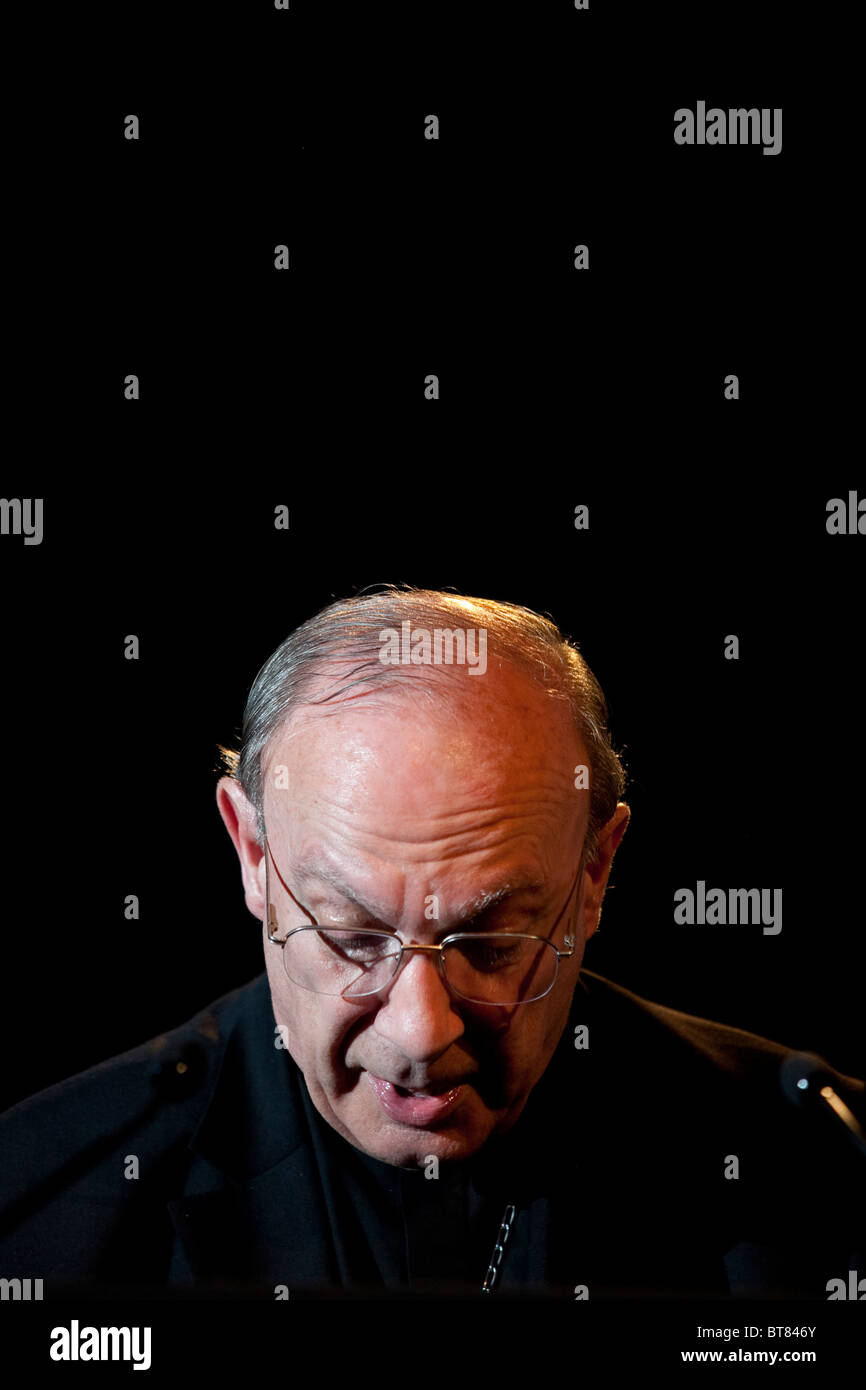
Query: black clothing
[{"left": 1, "top": 970, "right": 863, "bottom": 1299}]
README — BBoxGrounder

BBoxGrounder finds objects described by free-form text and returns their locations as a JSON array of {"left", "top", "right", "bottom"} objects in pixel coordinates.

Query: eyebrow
[{"left": 296, "top": 862, "right": 547, "bottom": 928}]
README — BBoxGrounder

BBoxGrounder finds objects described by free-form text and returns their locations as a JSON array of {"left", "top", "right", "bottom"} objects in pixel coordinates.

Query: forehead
[
  {"left": 263, "top": 674, "right": 588, "bottom": 916},
  {"left": 262, "top": 664, "right": 586, "bottom": 829}
]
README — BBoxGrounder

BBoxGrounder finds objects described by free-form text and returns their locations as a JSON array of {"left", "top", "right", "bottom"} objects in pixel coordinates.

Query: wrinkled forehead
[{"left": 261, "top": 664, "right": 588, "bottom": 843}]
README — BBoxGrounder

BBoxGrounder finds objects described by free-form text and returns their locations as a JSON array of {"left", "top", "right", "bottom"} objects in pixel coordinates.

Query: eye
[
  {"left": 457, "top": 937, "right": 526, "bottom": 971},
  {"left": 316, "top": 930, "right": 395, "bottom": 962}
]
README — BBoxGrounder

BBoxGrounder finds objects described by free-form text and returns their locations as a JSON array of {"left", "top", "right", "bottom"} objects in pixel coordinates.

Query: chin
[
  {"left": 355, "top": 1090, "right": 501, "bottom": 1167},
  {"left": 362, "top": 1122, "right": 491, "bottom": 1169}
]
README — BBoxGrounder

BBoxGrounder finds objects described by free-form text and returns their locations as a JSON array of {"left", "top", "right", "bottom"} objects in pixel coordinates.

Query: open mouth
[
  {"left": 393, "top": 1083, "right": 451, "bottom": 1098},
  {"left": 366, "top": 1074, "right": 466, "bottom": 1126}
]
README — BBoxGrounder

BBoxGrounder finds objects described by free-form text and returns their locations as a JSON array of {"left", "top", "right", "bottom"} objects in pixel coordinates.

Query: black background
[{"left": 3, "top": 0, "right": 861, "bottom": 1127}]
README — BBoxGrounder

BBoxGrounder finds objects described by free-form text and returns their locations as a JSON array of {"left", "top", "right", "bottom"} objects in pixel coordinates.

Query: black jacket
[{"left": 1, "top": 969, "right": 863, "bottom": 1300}]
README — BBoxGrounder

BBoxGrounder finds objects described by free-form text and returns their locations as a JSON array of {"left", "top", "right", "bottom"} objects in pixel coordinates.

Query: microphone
[{"left": 779, "top": 1051, "right": 866, "bottom": 1160}]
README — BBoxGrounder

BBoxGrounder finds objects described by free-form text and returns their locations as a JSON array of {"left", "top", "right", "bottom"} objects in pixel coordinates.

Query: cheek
[
  {"left": 266, "top": 961, "right": 318, "bottom": 1074},
  {"left": 274, "top": 980, "right": 368, "bottom": 1084},
  {"left": 465, "top": 1013, "right": 544, "bottom": 1089},
  {"left": 544, "top": 985, "right": 574, "bottom": 1047},
  {"left": 509, "top": 1002, "right": 569, "bottom": 1087}
]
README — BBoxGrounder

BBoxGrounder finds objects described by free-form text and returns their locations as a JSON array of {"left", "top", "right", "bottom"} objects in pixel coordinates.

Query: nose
[{"left": 373, "top": 945, "right": 464, "bottom": 1062}]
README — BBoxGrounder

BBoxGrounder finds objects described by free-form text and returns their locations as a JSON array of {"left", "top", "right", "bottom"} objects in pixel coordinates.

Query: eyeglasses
[{"left": 263, "top": 826, "right": 582, "bottom": 1006}]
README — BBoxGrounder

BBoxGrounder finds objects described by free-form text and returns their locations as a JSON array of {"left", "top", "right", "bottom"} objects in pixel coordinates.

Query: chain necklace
[{"left": 481, "top": 1203, "right": 516, "bottom": 1293}]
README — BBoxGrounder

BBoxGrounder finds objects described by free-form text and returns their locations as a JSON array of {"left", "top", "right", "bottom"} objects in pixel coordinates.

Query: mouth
[
  {"left": 366, "top": 1073, "right": 467, "bottom": 1127},
  {"left": 393, "top": 1083, "right": 456, "bottom": 1097}
]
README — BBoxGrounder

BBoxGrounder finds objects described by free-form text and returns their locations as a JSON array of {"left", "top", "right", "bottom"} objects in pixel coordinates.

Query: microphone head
[{"left": 779, "top": 1050, "right": 833, "bottom": 1108}]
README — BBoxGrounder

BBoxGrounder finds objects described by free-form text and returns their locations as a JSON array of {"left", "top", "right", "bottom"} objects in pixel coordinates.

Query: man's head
[{"left": 217, "top": 588, "right": 629, "bottom": 1169}]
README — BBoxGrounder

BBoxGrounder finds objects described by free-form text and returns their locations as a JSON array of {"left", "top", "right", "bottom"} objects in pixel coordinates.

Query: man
[{"left": 2, "top": 587, "right": 863, "bottom": 1299}]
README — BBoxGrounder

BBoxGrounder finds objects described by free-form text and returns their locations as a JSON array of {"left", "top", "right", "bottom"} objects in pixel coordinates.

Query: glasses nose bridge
[{"left": 386, "top": 939, "right": 450, "bottom": 992}]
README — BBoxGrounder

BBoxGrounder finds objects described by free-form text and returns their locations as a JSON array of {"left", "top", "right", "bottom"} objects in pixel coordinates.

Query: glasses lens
[
  {"left": 284, "top": 928, "right": 400, "bottom": 997},
  {"left": 282, "top": 929, "right": 559, "bottom": 1004},
  {"left": 444, "top": 935, "right": 557, "bottom": 1004}
]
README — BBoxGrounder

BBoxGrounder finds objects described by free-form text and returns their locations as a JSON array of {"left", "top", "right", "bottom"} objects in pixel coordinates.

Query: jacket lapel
[
  {"left": 166, "top": 1146, "right": 339, "bottom": 1290},
  {"left": 166, "top": 974, "right": 340, "bottom": 1291}
]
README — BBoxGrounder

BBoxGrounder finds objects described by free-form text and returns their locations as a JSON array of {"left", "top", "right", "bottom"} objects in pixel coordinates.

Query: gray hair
[{"left": 217, "top": 586, "right": 627, "bottom": 871}]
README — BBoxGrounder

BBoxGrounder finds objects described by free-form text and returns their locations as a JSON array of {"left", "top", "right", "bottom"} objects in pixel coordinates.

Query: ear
[
  {"left": 216, "top": 776, "right": 266, "bottom": 921},
  {"left": 580, "top": 802, "right": 630, "bottom": 940}
]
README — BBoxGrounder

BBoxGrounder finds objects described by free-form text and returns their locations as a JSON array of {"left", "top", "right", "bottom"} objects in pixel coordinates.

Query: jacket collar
[{"left": 167, "top": 973, "right": 340, "bottom": 1288}]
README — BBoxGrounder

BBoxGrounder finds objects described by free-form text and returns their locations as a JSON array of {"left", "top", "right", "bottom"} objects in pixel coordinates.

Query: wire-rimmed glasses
[{"left": 264, "top": 829, "right": 582, "bottom": 1005}]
